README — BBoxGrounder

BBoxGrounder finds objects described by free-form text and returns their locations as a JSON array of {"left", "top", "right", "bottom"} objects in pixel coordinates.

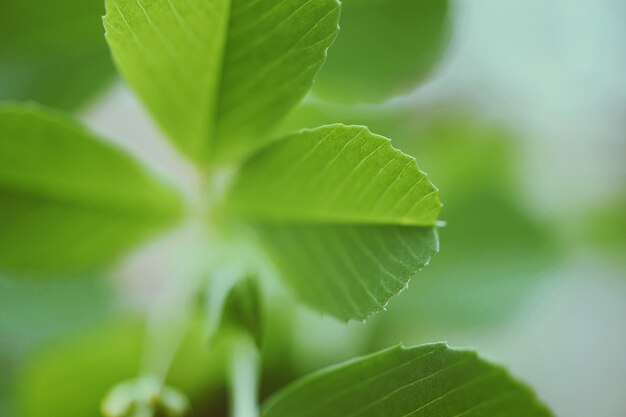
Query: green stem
[
  {"left": 138, "top": 225, "right": 214, "bottom": 384},
  {"left": 141, "top": 311, "right": 190, "bottom": 384},
  {"left": 228, "top": 335, "right": 260, "bottom": 417}
]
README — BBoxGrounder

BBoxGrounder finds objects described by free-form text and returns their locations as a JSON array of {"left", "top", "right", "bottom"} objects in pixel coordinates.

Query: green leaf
[
  {"left": 0, "top": 0, "right": 115, "bottom": 110},
  {"left": 228, "top": 125, "right": 441, "bottom": 321},
  {"left": 262, "top": 343, "right": 553, "bottom": 417},
  {"left": 254, "top": 224, "right": 438, "bottom": 321},
  {"left": 104, "top": 0, "right": 340, "bottom": 163},
  {"left": 313, "top": 0, "right": 450, "bottom": 103},
  {"left": 230, "top": 125, "right": 441, "bottom": 225},
  {"left": 0, "top": 104, "right": 183, "bottom": 275},
  {"left": 278, "top": 105, "right": 562, "bottom": 331}
]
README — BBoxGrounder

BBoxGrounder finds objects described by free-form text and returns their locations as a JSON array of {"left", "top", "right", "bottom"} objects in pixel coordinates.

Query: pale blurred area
[{"left": 81, "top": 0, "right": 625, "bottom": 416}]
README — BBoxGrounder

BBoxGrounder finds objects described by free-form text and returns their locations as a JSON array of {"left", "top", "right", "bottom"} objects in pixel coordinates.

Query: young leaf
[
  {"left": 228, "top": 125, "right": 441, "bottom": 321},
  {"left": 104, "top": 0, "right": 340, "bottom": 163},
  {"left": 221, "top": 276, "right": 264, "bottom": 347},
  {"left": 0, "top": 0, "right": 115, "bottom": 110},
  {"left": 0, "top": 105, "right": 183, "bottom": 275},
  {"left": 313, "top": 0, "right": 450, "bottom": 103},
  {"left": 262, "top": 343, "right": 553, "bottom": 417}
]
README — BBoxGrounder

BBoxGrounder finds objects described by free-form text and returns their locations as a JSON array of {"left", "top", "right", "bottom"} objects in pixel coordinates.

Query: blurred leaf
[
  {"left": 14, "top": 320, "right": 143, "bottom": 417},
  {"left": 229, "top": 125, "right": 441, "bottom": 321},
  {"left": 0, "top": 104, "right": 183, "bottom": 275},
  {"left": 578, "top": 196, "right": 626, "bottom": 264},
  {"left": 0, "top": 275, "right": 110, "bottom": 356},
  {"left": 0, "top": 0, "right": 114, "bottom": 110},
  {"left": 313, "top": 0, "right": 449, "bottom": 103},
  {"left": 104, "top": 0, "right": 340, "bottom": 163},
  {"left": 275, "top": 100, "right": 425, "bottom": 140},
  {"left": 382, "top": 190, "right": 558, "bottom": 337},
  {"left": 13, "top": 318, "right": 224, "bottom": 417},
  {"left": 262, "top": 343, "right": 553, "bottom": 417},
  {"left": 0, "top": 274, "right": 111, "bottom": 417}
]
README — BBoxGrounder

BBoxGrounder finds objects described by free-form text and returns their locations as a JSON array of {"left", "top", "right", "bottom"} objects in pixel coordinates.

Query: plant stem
[
  {"left": 141, "top": 310, "right": 190, "bottom": 383},
  {"left": 138, "top": 226, "right": 213, "bottom": 384},
  {"left": 228, "top": 335, "right": 260, "bottom": 417}
]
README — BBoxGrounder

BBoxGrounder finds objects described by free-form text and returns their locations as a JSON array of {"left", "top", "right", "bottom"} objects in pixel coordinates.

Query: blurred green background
[{"left": 1, "top": 0, "right": 625, "bottom": 416}]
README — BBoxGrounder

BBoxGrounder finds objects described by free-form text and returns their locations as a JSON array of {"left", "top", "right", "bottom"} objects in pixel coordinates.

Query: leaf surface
[
  {"left": 230, "top": 125, "right": 441, "bottom": 225},
  {"left": 104, "top": 0, "right": 340, "bottom": 162},
  {"left": 262, "top": 343, "right": 553, "bottom": 417},
  {"left": 228, "top": 125, "right": 441, "bottom": 320},
  {"left": 0, "top": 105, "right": 183, "bottom": 275}
]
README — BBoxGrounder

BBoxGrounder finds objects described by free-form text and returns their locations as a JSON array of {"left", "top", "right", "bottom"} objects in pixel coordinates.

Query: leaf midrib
[
  {"left": 203, "top": 0, "right": 232, "bottom": 161},
  {"left": 240, "top": 210, "right": 442, "bottom": 226}
]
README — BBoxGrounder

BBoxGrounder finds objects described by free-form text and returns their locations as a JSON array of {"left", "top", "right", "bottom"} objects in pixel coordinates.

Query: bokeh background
[{"left": 1, "top": 0, "right": 625, "bottom": 416}]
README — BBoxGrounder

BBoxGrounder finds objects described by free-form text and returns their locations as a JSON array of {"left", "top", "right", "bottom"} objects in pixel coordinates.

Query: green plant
[{"left": 0, "top": 1, "right": 553, "bottom": 416}]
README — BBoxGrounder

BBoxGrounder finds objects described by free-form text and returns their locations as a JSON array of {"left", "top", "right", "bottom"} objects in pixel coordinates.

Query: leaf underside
[{"left": 255, "top": 224, "right": 438, "bottom": 321}]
